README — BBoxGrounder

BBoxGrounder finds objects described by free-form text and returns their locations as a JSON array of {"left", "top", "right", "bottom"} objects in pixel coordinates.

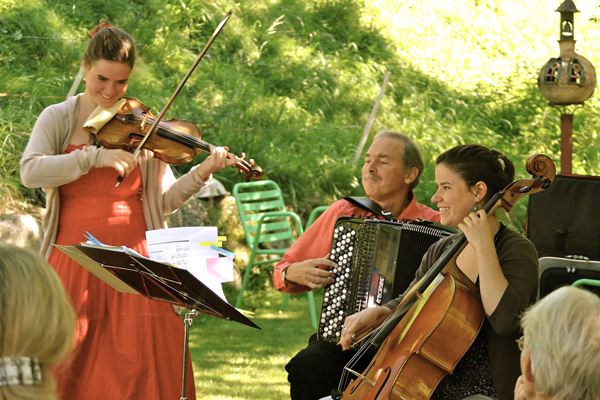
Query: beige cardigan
[{"left": 20, "top": 94, "right": 209, "bottom": 259}]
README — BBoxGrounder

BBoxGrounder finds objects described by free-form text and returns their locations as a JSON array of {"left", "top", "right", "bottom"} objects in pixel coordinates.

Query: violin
[
  {"left": 94, "top": 97, "right": 263, "bottom": 180},
  {"left": 95, "top": 10, "right": 262, "bottom": 187},
  {"left": 338, "top": 154, "right": 556, "bottom": 400}
]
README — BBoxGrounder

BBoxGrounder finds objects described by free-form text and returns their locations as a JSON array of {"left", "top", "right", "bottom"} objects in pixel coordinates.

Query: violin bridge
[{"left": 343, "top": 367, "right": 376, "bottom": 386}]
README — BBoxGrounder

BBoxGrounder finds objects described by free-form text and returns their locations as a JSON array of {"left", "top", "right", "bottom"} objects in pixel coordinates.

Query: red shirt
[{"left": 273, "top": 193, "right": 440, "bottom": 294}]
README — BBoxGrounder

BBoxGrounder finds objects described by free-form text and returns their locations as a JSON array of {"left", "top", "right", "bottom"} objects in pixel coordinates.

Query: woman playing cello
[
  {"left": 20, "top": 23, "right": 235, "bottom": 400},
  {"left": 338, "top": 144, "right": 539, "bottom": 400}
]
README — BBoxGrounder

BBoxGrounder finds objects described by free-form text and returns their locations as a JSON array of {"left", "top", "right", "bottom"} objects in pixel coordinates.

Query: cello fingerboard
[{"left": 317, "top": 217, "right": 455, "bottom": 342}]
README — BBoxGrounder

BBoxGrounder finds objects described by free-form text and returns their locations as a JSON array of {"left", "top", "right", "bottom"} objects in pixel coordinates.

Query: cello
[{"left": 338, "top": 153, "right": 556, "bottom": 400}]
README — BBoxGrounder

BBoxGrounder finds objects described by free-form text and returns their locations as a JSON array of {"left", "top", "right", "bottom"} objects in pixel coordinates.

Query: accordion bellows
[{"left": 318, "top": 217, "right": 456, "bottom": 342}]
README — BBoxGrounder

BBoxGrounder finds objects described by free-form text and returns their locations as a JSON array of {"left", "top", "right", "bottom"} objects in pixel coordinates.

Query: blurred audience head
[
  {"left": 519, "top": 285, "right": 600, "bottom": 400},
  {"left": 0, "top": 244, "right": 76, "bottom": 400}
]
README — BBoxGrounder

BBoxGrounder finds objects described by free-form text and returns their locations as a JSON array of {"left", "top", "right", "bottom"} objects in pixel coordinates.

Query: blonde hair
[
  {"left": 521, "top": 286, "right": 600, "bottom": 400},
  {"left": 0, "top": 244, "right": 76, "bottom": 400}
]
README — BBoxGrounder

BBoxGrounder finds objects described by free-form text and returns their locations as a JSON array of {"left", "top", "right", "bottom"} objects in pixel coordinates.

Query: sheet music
[{"left": 145, "top": 227, "right": 234, "bottom": 301}]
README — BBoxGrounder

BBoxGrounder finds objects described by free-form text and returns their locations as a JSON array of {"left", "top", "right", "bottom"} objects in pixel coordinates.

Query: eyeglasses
[{"left": 516, "top": 335, "right": 525, "bottom": 351}]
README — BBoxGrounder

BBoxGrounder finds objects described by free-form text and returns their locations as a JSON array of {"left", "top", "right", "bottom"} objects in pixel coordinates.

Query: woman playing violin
[
  {"left": 338, "top": 144, "right": 539, "bottom": 400},
  {"left": 20, "top": 23, "right": 234, "bottom": 400}
]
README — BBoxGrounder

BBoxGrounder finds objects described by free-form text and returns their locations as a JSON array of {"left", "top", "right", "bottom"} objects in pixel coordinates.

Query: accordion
[{"left": 317, "top": 217, "right": 456, "bottom": 342}]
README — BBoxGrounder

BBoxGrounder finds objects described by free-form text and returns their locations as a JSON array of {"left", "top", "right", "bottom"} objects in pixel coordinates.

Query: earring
[
  {"left": 473, "top": 205, "right": 479, "bottom": 211},
  {"left": 83, "top": 78, "right": 86, "bottom": 84}
]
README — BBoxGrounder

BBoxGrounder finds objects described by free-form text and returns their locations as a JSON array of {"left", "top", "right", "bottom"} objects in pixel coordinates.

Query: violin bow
[{"left": 116, "top": 10, "right": 233, "bottom": 187}]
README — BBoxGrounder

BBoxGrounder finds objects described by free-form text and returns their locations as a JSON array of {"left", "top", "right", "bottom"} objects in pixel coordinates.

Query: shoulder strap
[{"left": 344, "top": 197, "right": 398, "bottom": 222}]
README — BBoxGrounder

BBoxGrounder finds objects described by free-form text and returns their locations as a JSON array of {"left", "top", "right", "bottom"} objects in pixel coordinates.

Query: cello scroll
[{"left": 498, "top": 153, "right": 556, "bottom": 212}]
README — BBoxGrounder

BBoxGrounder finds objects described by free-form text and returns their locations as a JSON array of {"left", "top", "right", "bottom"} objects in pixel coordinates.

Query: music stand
[{"left": 55, "top": 244, "right": 259, "bottom": 400}]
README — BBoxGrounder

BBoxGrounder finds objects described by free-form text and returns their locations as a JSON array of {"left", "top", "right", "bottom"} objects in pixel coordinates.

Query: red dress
[{"left": 48, "top": 144, "right": 196, "bottom": 400}]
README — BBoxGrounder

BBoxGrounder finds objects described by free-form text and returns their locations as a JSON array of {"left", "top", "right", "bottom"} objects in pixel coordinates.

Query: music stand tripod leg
[{"left": 181, "top": 309, "right": 199, "bottom": 400}]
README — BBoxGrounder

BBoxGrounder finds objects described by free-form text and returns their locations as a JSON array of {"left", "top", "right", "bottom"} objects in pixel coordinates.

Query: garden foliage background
[
  {"left": 1, "top": 1, "right": 600, "bottom": 397},
  {"left": 2, "top": 0, "right": 600, "bottom": 222}
]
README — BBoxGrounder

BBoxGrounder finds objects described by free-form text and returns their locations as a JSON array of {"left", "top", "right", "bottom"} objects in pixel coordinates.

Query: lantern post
[{"left": 537, "top": 0, "right": 596, "bottom": 174}]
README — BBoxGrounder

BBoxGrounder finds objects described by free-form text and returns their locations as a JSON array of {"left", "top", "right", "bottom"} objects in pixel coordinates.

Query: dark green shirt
[{"left": 383, "top": 227, "right": 539, "bottom": 400}]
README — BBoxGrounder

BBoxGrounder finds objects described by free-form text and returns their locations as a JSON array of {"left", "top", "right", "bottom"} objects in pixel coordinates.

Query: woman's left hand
[
  {"left": 458, "top": 209, "right": 495, "bottom": 251},
  {"left": 196, "top": 146, "right": 236, "bottom": 180}
]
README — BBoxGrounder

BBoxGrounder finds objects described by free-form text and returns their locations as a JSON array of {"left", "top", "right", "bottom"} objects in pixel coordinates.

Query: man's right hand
[
  {"left": 339, "top": 306, "right": 391, "bottom": 350},
  {"left": 284, "top": 255, "right": 336, "bottom": 290}
]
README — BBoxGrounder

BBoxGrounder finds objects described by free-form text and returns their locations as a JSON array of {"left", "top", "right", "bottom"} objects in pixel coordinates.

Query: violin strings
[
  {"left": 123, "top": 113, "right": 252, "bottom": 169},
  {"left": 128, "top": 113, "right": 213, "bottom": 152}
]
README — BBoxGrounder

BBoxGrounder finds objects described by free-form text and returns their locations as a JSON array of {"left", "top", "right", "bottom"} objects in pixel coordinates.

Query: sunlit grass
[{"left": 189, "top": 287, "right": 322, "bottom": 399}]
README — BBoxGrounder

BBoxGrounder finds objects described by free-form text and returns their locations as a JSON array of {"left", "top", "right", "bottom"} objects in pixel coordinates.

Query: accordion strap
[{"left": 344, "top": 197, "right": 398, "bottom": 222}]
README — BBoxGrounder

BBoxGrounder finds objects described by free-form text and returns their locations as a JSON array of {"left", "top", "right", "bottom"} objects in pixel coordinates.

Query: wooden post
[
  {"left": 353, "top": 71, "right": 392, "bottom": 164},
  {"left": 560, "top": 113, "right": 573, "bottom": 174},
  {"left": 66, "top": 65, "right": 84, "bottom": 99}
]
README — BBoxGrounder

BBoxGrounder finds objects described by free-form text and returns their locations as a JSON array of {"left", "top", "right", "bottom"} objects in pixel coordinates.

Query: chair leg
[
  {"left": 281, "top": 293, "right": 290, "bottom": 311},
  {"left": 307, "top": 291, "right": 318, "bottom": 329},
  {"left": 235, "top": 253, "right": 257, "bottom": 309}
]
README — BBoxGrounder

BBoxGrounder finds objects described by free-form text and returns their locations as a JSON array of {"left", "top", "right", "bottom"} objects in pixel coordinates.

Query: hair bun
[
  {"left": 491, "top": 148, "right": 506, "bottom": 170},
  {"left": 88, "top": 22, "right": 112, "bottom": 39}
]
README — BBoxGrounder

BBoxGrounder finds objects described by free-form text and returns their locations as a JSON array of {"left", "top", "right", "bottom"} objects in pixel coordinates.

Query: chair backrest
[
  {"left": 539, "top": 256, "right": 600, "bottom": 299},
  {"left": 305, "top": 205, "right": 329, "bottom": 230},
  {"left": 527, "top": 174, "right": 600, "bottom": 261},
  {"left": 232, "top": 180, "right": 297, "bottom": 248}
]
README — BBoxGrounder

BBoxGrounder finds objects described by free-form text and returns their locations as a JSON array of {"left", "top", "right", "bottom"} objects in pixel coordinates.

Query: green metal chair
[
  {"left": 233, "top": 180, "right": 328, "bottom": 329},
  {"left": 572, "top": 279, "right": 600, "bottom": 289}
]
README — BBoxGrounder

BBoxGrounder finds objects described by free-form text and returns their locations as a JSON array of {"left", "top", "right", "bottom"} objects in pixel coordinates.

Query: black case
[{"left": 526, "top": 174, "right": 600, "bottom": 298}]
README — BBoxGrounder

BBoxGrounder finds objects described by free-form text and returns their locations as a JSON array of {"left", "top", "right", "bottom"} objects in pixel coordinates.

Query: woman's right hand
[
  {"left": 339, "top": 306, "right": 391, "bottom": 351},
  {"left": 102, "top": 149, "right": 138, "bottom": 177}
]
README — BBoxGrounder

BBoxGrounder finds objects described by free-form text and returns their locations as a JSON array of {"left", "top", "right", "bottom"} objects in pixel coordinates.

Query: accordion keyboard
[{"left": 317, "top": 217, "right": 455, "bottom": 342}]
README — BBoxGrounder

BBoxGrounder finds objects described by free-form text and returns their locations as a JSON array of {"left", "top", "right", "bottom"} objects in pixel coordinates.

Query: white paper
[{"left": 145, "top": 227, "right": 235, "bottom": 302}]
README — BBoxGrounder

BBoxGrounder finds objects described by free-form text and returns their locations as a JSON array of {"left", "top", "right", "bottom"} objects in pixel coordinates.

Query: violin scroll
[{"left": 235, "top": 153, "right": 264, "bottom": 182}]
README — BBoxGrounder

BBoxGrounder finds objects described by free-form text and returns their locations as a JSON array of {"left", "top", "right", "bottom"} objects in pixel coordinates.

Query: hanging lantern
[{"left": 538, "top": 0, "right": 596, "bottom": 105}]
